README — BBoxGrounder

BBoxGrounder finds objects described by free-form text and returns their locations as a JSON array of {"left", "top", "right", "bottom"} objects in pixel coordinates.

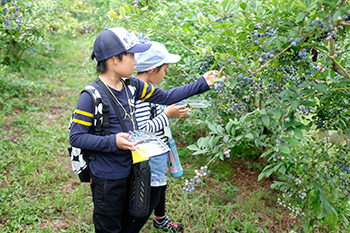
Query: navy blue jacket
[{"left": 69, "top": 76, "right": 209, "bottom": 179}]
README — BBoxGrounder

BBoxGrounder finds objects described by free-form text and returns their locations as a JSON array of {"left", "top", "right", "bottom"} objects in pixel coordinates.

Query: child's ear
[
  {"left": 112, "top": 56, "right": 119, "bottom": 65},
  {"left": 149, "top": 67, "right": 157, "bottom": 75}
]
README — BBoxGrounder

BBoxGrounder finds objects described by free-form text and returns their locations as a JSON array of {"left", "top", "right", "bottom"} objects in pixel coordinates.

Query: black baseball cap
[{"left": 93, "top": 27, "right": 151, "bottom": 62}]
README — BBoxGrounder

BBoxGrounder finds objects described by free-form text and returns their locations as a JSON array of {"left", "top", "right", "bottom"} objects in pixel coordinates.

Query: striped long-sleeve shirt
[{"left": 135, "top": 101, "right": 169, "bottom": 144}]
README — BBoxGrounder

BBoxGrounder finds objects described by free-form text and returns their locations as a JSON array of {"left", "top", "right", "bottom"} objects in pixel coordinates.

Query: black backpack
[{"left": 68, "top": 83, "right": 110, "bottom": 182}]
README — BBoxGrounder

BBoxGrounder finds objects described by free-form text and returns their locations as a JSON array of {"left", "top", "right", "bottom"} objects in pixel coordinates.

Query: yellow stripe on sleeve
[
  {"left": 75, "top": 109, "right": 93, "bottom": 118},
  {"left": 73, "top": 118, "right": 92, "bottom": 126},
  {"left": 141, "top": 85, "right": 155, "bottom": 101},
  {"left": 140, "top": 83, "right": 148, "bottom": 100}
]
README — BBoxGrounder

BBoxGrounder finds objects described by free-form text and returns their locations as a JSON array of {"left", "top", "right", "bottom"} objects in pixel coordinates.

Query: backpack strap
[
  {"left": 82, "top": 84, "right": 110, "bottom": 160},
  {"left": 124, "top": 78, "right": 137, "bottom": 108},
  {"left": 149, "top": 102, "right": 157, "bottom": 120}
]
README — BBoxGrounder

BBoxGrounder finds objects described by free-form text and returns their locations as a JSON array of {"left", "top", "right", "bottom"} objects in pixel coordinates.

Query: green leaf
[
  {"left": 270, "top": 181, "right": 284, "bottom": 189},
  {"left": 207, "top": 45, "right": 212, "bottom": 54},
  {"left": 119, "top": 6, "right": 126, "bottom": 17},
  {"left": 260, "top": 149, "right": 273, "bottom": 158},
  {"left": 291, "top": 100, "right": 298, "bottom": 111},
  {"left": 279, "top": 165, "right": 286, "bottom": 174},
  {"left": 208, "top": 123, "right": 217, "bottom": 133},
  {"left": 197, "top": 12, "right": 205, "bottom": 24},
  {"left": 258, "top": 172, "right": 265, "bottom": 181},
  {"left": 187, "top": 144, "right": 199, "bottom": 151},
  {"left": 207, "top": 14, "right": 216, "bottom": 21},
  {"left": 261, "top": 115, "right": 270, "bottom": 127},
  {"left": 292, "top": 1, "right": 306, "bottom": 10},
  {"left": 272, "top": 0, "right": 278, "bottom": 7},
  {"left": 314, "top": 83, "right": 328, "bottom": 93},
  {"left": 266, "top": 168, "right": 274, "bottom": 177},
  {"left": 273, "top": 109, "right": 281, "bottom": 119},
  {"left": 123, "top": 4, "right": 132, "bottom": 15},
  {"left": 221, "top": 0, "right": 230, "bottom": 11},
  {"left": 245, "top": 133, "right": 254, "bottom": 140},
  {"left": 273, "top": 163, "right": 283, "bottom": 172},
  {"left": 278, "top": 145, "right": 291, "bottom": 154},
  {"left": 283, "top": 137, "right": 299, "bottom": 145},
  {"left": 296, "top": 12, "right": 305, "bottom": 22},
  {"left": 302, "top": 101, "right": 316, "bottom": 107},
  {"left": 230, "top": 127, "right": 236, "bottom": 137},
  {"left": 266, "top": 97, "right": 277, "bottom": 105},
  {"left": 208, "top": 136, "right": 218, "bottom": 148},
  {"left": 216, "top": 125, "right": 223, "bottom": 134},
  {"left": 333, "top": 10, "right": 341, "bottom": 20},
  {"left": 239, "top": 2, "right": 247, "bottom": 10},
  {"left": 225, "top": 121, "right": 234, "bottom": 134},
  {"left": 198, "top": 137, "right": 210, "bottom": 148},
  {"left": 294, "top": 128, "right": 303, "bottom": 139}
]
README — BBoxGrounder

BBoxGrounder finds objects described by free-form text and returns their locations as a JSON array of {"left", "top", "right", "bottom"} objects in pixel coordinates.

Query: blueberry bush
[
  {"left": 0, "top": 0, "right": 91, "bottom": 69},
  {"left": 93, "top": 0, "right": 350, "bottom": 230}
]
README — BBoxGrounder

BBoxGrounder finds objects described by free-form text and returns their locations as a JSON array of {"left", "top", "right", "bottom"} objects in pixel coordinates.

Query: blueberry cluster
[
  {"left": 2, "top": 2, "right": 26, "bottom": 39},
  {"left": 298, "top": 49, "right": 308, "bottom": 60},
  {"left": 325, "top": 153, "right": 350, "bottom": 195},
  {"left": 290, "top": 37, "right": 301, "bottom": 47},
  {"left": 200, "top": 56, "right": 214, "bottom": 71},
  {"left": 213, "top": 78, "right": 224, "bottom": 91},
  {"left": 299, "top": 107, "right": 311, "bottom": 115},
  {"left": 215, "top": 11, "right": 234, "bottom": 22},
  {"left": 272, "top": 154, "right": 285, "bottom": 161},
  {"left": 182, "top": 166, "right": 209, "bottom": 193},
  {"left": 256, "top": 50, "right": 275, "bottom": 63},
  {"left": 223, "top": 149, "right": 231, "bottom": 158},
  {"left": 249, "top": 26, "right": 275, "bottom": 44}
]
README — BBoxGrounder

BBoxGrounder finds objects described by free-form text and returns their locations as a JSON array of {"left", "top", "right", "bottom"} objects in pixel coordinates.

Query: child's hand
[
  {"left": 164, "top": 103, "right": 189, "bottom": 118},
  {"left": 203, "top": 70, "right": 218, "bottom": 87},
  {"left": 116, "top": 132, "right": 136, "bottom": 151}
]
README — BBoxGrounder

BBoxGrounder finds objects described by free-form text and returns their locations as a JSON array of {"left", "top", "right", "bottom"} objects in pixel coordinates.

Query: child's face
[
  {"left": 115, "top": 53, "right": 137, "bottom": 78},
  {"left": 150, "top": 64, "right": 169, "bottom": 86}
]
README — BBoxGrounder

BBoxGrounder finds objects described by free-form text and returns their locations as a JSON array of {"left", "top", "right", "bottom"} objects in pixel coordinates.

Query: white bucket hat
[{"left": 135, "top": 41, "right": 181, "bottom": 72}]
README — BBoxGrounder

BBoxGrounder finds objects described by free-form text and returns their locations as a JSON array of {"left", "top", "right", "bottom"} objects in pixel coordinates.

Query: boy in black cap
[{"left": 69, "top": 27, "right": 217, "bottom": 232}]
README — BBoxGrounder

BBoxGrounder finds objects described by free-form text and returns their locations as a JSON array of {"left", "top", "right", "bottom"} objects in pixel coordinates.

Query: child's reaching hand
[
  {"left": 203, "top": 70, "right": 218, "bottom": 87},
  {"left": 164, "top": 103, "right": 189, "bottom": 118}
]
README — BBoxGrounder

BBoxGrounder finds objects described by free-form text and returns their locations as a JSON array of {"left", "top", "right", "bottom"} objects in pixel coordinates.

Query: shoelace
[{"left": 164, "top": 219, "right": 178, "bottom": 229}]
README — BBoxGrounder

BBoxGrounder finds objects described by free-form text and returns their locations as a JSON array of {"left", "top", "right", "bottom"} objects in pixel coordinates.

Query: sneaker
[{"left": 153, "top": 216, "right": 186, "bottom": 232}]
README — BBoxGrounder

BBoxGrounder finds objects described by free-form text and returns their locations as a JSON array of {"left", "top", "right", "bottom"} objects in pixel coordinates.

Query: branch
[
  {"left": 288, "top": 18, "right": 305, "bottom": 36},
  {"left": 312, "top": 45, "right": 350, "bottom": 79},
  {"left": 251, "top": 44, "right": 293, "bottom": 76},
  {"left": 154, "top": 29, "right": 195, "bottom": 54},
  {"left": 174, "top": 66, "right": 189, "bottom": 76}
]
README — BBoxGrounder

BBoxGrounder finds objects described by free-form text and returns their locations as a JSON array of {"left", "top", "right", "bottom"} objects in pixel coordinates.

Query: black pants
[
  {"left": 131, "top": 185, "right": 167, "bottom": 233},
  {"left": 90, "top": 174, "right": 134, "bottom": 233}
]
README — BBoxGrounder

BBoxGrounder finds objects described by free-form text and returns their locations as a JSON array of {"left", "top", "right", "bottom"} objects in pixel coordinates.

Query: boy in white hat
[
  {"left": 70, "top": 27, "right": 216, "bottom": 232},
  {"left": 131, "top": 41, "right": 188, "bottom": 232}
]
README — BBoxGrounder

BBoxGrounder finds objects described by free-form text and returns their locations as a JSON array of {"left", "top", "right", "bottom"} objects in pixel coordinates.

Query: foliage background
[{"left": 1, "top": 0, "right": 350, "bottom": 232}]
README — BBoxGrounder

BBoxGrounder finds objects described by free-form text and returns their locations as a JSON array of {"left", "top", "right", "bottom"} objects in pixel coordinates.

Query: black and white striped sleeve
[{"left": 135, "top": 101, "right": 169, "bottom": 133}]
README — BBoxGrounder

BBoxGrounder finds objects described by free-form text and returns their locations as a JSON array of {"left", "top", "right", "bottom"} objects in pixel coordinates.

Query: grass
[{"left": 0, "top": 33, "right": 302, "bottom": 233}]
